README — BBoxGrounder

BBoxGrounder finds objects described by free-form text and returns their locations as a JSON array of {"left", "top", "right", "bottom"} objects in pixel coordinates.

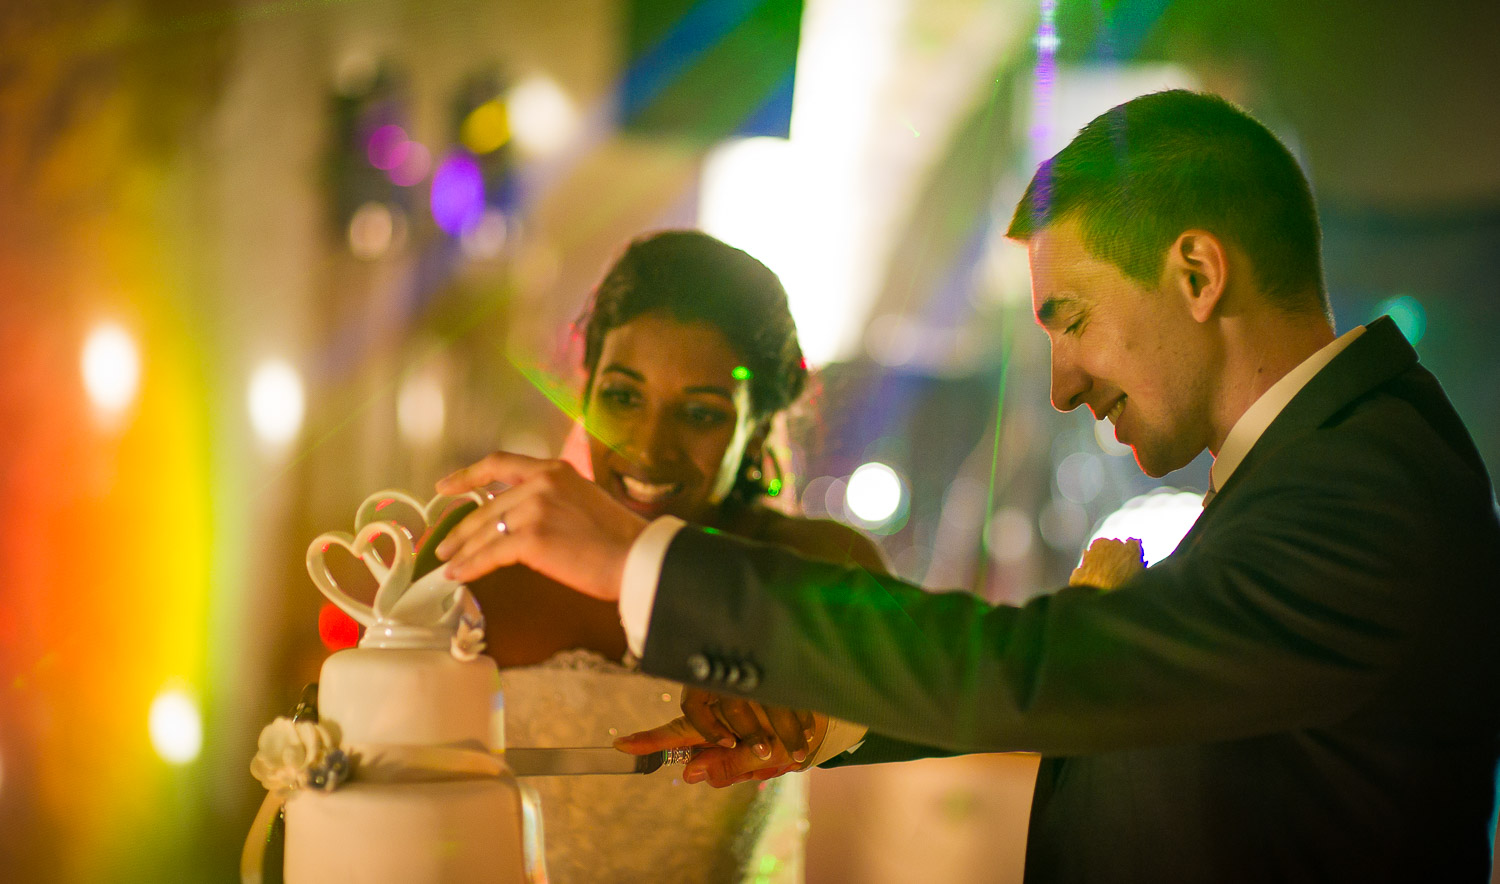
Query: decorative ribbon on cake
[{"left": 241, "top": 723, "right": 519, "bottom": 882}]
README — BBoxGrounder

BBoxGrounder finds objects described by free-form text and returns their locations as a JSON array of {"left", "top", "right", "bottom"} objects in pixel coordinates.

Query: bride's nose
[{"left": 620, "top": 410, "right": 681, "bottom": 469}]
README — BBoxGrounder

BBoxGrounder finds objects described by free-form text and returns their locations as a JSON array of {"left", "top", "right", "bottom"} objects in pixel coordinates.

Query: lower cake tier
[{"left": 284, "top": 778, "right": 538, "bottom": 884}]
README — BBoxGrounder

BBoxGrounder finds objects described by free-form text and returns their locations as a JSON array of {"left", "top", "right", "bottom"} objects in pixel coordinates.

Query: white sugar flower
[
  {"left": 451, "top": 613, "right": 487, "bottom": 661},
  {"left": 250, "top": 716, "right": 344, "bottom": 792}
]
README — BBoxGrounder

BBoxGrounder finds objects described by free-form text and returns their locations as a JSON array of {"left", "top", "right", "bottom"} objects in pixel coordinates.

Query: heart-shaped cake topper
[
  {"left": 305, "top": 488, "right": 487, "bottom": 646},
  {"left": 306, "top": 520, "right": 414, "bottom": 628}
]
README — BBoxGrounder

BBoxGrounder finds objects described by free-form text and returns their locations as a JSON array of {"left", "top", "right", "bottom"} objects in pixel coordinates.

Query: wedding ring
[{"left": 662, "top": 748, "right": 694, "bottom": 765}]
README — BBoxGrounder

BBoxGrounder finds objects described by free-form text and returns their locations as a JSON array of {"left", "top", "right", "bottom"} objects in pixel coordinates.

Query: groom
[{"left": 436, "top": 90, "right": 1500, "bottom": 881}]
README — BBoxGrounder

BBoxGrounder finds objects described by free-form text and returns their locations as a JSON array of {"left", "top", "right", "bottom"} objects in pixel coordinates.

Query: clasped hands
[
  {"left": 615, "top": 689, "right": 827, "bottom": 787},
  {"left": 432, "top": 451, "right": 828, "bottom": 787}
]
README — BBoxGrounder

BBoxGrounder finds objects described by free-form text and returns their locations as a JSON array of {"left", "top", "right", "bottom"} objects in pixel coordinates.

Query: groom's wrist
[{"left": 800, "top": 716, "right": 867, "bottom": 769}]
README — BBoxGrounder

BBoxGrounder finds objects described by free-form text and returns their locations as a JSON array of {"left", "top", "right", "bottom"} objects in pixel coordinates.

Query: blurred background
[{"left": 2, "top": 0, "right": 1497, "bottom": 880}]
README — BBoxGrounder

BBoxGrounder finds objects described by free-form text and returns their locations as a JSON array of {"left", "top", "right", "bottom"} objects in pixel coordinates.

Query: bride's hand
[
  {"left": 434, "top": 451, "right": 647, "bottom": 600},
  {"left": 615, "top": 690, "right": 827, "bottom": 787},
  {"left": 680, "top": 688, "right": 818, "bottom": 765}
]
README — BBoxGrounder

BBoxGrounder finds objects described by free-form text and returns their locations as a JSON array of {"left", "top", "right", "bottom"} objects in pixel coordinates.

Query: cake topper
[{"left": 305, "top": 489, "right": 488, "bottom": 651}]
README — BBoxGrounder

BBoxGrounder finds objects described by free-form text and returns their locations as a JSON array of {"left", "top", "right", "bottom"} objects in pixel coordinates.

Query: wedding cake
[{"left": 243, "top": 491, "right": 544, "bottom": 884}]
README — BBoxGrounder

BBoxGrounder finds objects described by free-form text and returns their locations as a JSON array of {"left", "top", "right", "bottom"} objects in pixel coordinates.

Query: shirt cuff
[
  {"left": 804, "top": 717, "right": 868, "bottom": 769},
  {"left": 619, "top": 515, "right": 687, "bottom": 658}
]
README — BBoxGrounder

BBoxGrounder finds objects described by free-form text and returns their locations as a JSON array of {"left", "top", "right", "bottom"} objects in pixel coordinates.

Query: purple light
[
  {"left": 367, "top": 124, "right": 410, "bottom": 170},
  {"left": 429, "top": 152, "right": 486, "bottom": 236}
]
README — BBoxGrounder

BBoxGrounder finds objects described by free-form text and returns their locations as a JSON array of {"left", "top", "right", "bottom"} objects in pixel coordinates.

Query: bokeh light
[
  {"left": 366, "top": 124, "right": 410, "bottom": 171},
  {"left": 81, "top": 321, "right": 141, "bottom": 419},
  {"left": 1088, "top": 489, "right": 1205, "bottom": 566},
  {"left": 148, "top": 686, "right": 202, "bottom": 765},
  {"left": 845, "top": 462, "right": 904, "bottom": 525},
  {"left": 1095, "top": 417, "right": 1132, "bottom": 456},
  {"left": 1375, "top": 294, "right": 1426, "bottom": 345},
  {"left": 985, "top": 507, "right": 1035, "bottom": 564},
  {"left": 430, "top": 151, "right": 486, "bottom": 236},
  {"left": 389, "top": 140, "right": 432, "bottom": 187},
  {"left": 248, "top": 359, "right": 305, "bottom": 446},
  {"left": 460, "top": 209, "right": 509, "bottom": 259},
  {"left": 348, "top": 201, "right": 397, "bottom": 259},
  {"left": 1038, "top": 497, "right": 1088, "bottom": 552},
  {"left": 461, "top": 99, "right": 510, "bottom": 154},
  {"left": 318, "top": 602, "right": 360, "bottom": 651},
  {"left": 1056, "top": 451, "right": 1106, "bottom": 504},
  {"left": 506, "top": 74, "right": 577, "bottom": 157},
  {"left": 397, "top": 368, "right": 445, "bottom": 446}
]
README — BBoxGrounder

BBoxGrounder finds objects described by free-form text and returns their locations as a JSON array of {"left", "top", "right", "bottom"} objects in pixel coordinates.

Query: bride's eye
[
  {"left": 680, "top": 402, "right": 730, "bottom": 429},
  {"left": 597, "top": 385, "right": 641, "bottom": 409}
]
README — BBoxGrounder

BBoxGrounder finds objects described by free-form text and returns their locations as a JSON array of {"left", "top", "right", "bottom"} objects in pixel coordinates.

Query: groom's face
[{"left": 1026, "top": 217, "right": 1214, "bottom": 478}]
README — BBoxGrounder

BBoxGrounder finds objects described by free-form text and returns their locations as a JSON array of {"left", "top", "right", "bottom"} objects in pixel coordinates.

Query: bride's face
[{"left": 584, "top": 311, "right": 760, "bottom": 524}]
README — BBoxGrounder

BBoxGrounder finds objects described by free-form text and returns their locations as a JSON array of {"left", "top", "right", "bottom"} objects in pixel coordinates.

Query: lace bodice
[{"left": 499, "top": 650, "right": 806, "bottom": 884}]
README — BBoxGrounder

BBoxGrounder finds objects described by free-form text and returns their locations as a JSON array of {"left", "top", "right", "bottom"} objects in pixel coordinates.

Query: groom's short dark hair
[{"left": 1008, "top": 89, "right": 1328, "bottom": 317}]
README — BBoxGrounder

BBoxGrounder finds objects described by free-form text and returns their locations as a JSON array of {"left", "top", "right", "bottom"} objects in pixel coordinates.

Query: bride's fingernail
[
  {"left": 718, "top": 736, "right": 737, "bottom": 749},
  {"left": 683, "top": 768, "right": 706, "bottom": 784},
  {"left": 792, "top": 749, "right": 807, "bottom": 763},
  {"left": 752, "top": 741, "right": 771, "bottom": 760}
]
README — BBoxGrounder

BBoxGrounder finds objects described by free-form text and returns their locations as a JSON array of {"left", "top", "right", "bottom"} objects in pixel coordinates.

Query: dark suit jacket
[{"left": 641, "top": 317, "right": 1500, "bottom": 882}]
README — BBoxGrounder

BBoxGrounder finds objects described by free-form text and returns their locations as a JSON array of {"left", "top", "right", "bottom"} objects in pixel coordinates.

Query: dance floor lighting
[
  {"left": 431, "top": 152, "right": 486, "bottom": 236},
  {"left": 461, "top": 100, "right": 511, "bottom": 154},
  {"left": 846, "top": 461, "right": 904, "bottom": 525},
  {"left": 397, "top": 368, "right": 446, "bottom": 446},
  {"left": 81, "top": 322, "right": 140, "bottom": 420},
  {"left": 1376, "top": 294, "right": 1426, "bottom": 345},
  {"left": 366, "top": 124, "right": 411, "bottom": 171},
  {"left": 507, "top": 74, "right": 577, "bottom": 157},
  {"left": 1087, "top": 489, "right": 1205, "bottom": 566},
  {"left": 148, "top": 687, "right": 202, "bottom": 765},
  {"left": 389, "top": 140, "right": 432, "bottom": 187},
  {"left": 348, "top": 201, "right": 398, "bottom": 259},
  {"left": 1095, "top": 417, "right": 1132, "bottom": 456},
  {"left": 248, "top": 359, "right": 305, "bottom": 446}
]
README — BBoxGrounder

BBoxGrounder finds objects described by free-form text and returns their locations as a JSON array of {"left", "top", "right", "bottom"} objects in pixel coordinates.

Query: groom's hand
[
  {"left": 434, "top": 451, "right": 647, "bottom": 601},
  {"left": 615, "top": 690, "right": 828, "bottom": 788},
  {"left": 1069, "top": 536, "right": 1146, "bottom": 590}
]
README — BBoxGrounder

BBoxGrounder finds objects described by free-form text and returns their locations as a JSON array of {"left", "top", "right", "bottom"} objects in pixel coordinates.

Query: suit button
[
  {"left": 687, "top": 653, "right": 711, "bottom": 682},
  {"left": 724, "top": 663, "right": 742, "bottom": 686},
  {"left": 709, "top": 659, "right": 727, "bottom": 683},
  {"left": 738, "top": 664, "right": 760, "bottom": 691}
]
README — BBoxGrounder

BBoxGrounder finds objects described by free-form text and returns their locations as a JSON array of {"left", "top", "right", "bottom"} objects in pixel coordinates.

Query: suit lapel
[{"left": 1176, "top": 316, "right": 1416, "bottom": 551}]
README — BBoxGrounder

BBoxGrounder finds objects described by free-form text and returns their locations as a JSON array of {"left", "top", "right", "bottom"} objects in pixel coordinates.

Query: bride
[{"left": 466, "top": 230, "right": 886, "bottom": 883}]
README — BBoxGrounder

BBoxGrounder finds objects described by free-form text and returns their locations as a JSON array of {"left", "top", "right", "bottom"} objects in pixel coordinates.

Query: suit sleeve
[{"left": 639, "top": 430, "right": 1439, "bottom": 757}]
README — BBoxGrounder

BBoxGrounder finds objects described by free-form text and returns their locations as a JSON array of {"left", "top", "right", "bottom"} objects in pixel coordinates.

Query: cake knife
[{"left": 504, "top": 747, "right": 690, "bottom": 777}]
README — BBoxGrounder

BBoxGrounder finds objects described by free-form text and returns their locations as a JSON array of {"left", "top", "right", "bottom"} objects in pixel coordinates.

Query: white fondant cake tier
[
  {"left": 319, "top": 648, "right": 502, "bottom": 747},
  {"left": 284, "top": 779, "right": 533, "bottom": 884}
]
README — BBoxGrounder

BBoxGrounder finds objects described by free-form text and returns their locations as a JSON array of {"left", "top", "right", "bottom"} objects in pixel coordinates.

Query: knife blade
[{"left": 504, "top": 747, "right": 676, "bottom": 777}]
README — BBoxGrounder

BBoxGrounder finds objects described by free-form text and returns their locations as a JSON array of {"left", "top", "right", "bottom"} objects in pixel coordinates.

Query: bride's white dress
[{"left": 499, "top": 650, "right": 807, "bottom": 884}]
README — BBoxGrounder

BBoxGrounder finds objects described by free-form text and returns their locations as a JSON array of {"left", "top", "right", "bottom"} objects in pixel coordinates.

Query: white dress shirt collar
[{"left": 1207, "top": 324, "right": 1366, "bottom": 502}]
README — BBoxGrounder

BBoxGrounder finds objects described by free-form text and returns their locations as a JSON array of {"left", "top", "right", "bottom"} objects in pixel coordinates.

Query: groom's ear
[{"left": 1166, "top": 230, "right": 1229, "bottom": 323}]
